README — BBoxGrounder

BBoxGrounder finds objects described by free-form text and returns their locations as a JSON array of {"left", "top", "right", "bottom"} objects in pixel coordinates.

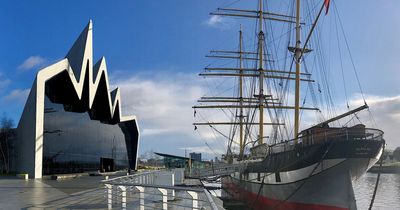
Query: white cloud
[
  {"left": 141, "top": 128, "right": 176, "bottom": 136},
  {"left": 114, "top": 73, "right": 204, "bottom": 137},
  {"left": 203, "top": 15, "right": 233, "bottom": 29},
  {"left": 17, "top": 55, "right": 47, "bottom": 71},
  {"left": 112, "top": 72, "right": 237, "bottom": 158},
  {"left": 3, "top": 88, "right": 30, "bottom": 104},
  {"left": 347, "top": 94, "right": 400, "bottom": 149},
  {"left": 205, "top": 16, "right": 223, "bottom": 26}
]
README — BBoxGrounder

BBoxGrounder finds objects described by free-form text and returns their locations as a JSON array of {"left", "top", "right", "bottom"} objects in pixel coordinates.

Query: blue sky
[{"left": 1, "top": 0, "right": 400, "bottom": 158}]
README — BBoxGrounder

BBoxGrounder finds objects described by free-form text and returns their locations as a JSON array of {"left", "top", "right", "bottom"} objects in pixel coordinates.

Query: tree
[
  {"left": 382, "top": 149, "right": 393, "bottom": 161},
  {"left": 393, "top": 147, "right": 400, "bottom": 162},
  {"left": 0, "top": 113, "right": 14, "bottom": 173}
]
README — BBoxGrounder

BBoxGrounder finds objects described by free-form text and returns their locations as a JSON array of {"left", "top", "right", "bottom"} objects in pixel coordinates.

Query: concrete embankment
[{"left": 368, "top": 162, "right": 400, "bottom": 174}]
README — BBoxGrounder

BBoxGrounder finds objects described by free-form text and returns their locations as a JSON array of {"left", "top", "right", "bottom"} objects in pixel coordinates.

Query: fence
[{"left": 102, "top": 170, "right": 222, "bottom": 210}]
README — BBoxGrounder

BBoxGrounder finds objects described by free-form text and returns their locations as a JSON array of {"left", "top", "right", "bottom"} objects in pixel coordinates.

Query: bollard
[
  {"left": 158, "top": 188, "right": 168, "bottom": 210},
  {"left": 135, "top": 186, "right": 145, "bottom": 210},
  {"left": 105, "top": 184, "right": 112, "bottom": 210},
  {"left": 188, "top": 191, "right": 198, "bottom": 209},
  {"left": 118, "top": 186, "right": 127, "bottom": 210}
]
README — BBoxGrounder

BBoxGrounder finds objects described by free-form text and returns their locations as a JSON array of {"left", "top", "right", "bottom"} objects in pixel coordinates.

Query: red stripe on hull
[{"left": 223, "top": 179, "right": 349, "bottom": 210}]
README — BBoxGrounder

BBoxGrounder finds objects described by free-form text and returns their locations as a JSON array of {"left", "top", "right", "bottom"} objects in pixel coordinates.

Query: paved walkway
[
  {"left": 0, "top": 174, "right": 225, "bottom": 210},
  {"left": 0, "top": 176, "right": 108, "bottom": 210}
]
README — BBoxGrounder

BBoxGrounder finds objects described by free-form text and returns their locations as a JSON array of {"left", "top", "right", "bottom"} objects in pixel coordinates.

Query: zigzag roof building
[{"left": 13, "top": 21, "right": 140, "bottom": 178}]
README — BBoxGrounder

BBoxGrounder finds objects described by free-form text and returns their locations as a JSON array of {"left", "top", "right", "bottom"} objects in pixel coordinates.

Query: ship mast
[
  {"left": 193, "top": 0, "right": 320, "bottom": 159},
  {"left": 238, "top": 25, "right": 245, "bottom": 158},
  {"left": 257, "top": 0, "right": 265, "bottom": 145},
  {"left": 294, "top": 0, "right": 301, "bottom": 141}
]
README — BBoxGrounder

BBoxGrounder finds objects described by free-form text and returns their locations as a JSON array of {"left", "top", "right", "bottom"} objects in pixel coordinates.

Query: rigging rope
[
  {"left": 195, "top": 129, "right": 223, "bottom": 157},
  {"left": 332, "top": 1, "right": 365, "bottom": 104},
  {"left": 334, "top": 12, "right": 350, "bottom": 109},
  {"left": 368, "top": 140, "right": 385, "bottom": 210},
  {"left": 332, "top": 1, "right": 378, "bottom": 127}
]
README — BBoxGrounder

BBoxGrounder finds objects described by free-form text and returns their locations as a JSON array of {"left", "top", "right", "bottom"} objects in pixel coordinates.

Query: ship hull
[{"left": 222, "top": 140, "right": 383, "bottom": 210}]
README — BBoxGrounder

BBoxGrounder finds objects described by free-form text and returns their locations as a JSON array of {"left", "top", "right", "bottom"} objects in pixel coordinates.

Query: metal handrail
[
  {"left": 105, "top": 181, "right": 205, "bottom": 192},
  {"left": 103, "top": 171, "right": 223, "bottom": 210},
  {"left": 103, "top": 170, "right": 157, "bottom": 183}
]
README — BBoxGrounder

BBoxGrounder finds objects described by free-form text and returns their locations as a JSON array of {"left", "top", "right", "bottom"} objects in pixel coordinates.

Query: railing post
[
  {"left": 135, "top": 186, "right": 145, "bottom": 210},
  {"left": 188, "top": 191, "right": 198, "bottom": 209},
  {"left": 171, "top": 173, "right": 175, "bottom": 200},
  {"left": 118, "top": 186, "right": 127, "bottom": 210},
  {"left": 158, "top": 188, "right": 168, "bottom": 210},
  {"left": 105, "top": 184, "right": 112, "bottom": 210}
]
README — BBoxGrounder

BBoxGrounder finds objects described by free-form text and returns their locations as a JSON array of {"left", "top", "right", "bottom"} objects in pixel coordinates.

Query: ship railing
[
  {"left": 102, "top": 171, "right": 222, "bottom": 210},
  {"left": 269, "top": 127, "right": 384, "bottom": 154},
  {"left": 299, "top": 127, "right": 384, "bottom": 142}
]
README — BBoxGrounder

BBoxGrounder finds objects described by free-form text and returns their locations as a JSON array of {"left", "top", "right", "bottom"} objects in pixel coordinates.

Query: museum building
[{"left": 11, "top": 21, "right": 140, "bottom": 179}]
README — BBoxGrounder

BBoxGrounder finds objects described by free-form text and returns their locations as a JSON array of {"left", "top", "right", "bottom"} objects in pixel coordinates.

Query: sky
[{"left": 1, "top": 0, "right": 400, "bottom": 159}]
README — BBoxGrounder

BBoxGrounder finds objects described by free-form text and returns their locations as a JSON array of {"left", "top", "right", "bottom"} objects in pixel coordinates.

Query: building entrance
[{"left": 100, "top": 157, "right": 114, "bottom": 172}]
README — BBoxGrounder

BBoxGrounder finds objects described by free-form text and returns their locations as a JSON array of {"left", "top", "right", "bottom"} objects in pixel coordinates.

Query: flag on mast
[{"left": 324, "top": 0, "right": 331, "bottom": 15}]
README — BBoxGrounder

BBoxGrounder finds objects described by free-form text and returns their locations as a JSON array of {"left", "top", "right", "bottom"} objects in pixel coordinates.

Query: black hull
[{"left": 223, "top": 139, "right": 384, "bottom": 210}]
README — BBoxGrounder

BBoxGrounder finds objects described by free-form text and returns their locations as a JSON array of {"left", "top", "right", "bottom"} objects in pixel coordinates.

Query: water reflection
[{"left": 354, "top": 173, "right": 400, "bottom": 209}]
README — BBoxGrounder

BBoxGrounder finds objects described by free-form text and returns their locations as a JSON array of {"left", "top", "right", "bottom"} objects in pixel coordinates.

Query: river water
[{"left": 354, "top": 173, "right": 400, "bottom": 209}]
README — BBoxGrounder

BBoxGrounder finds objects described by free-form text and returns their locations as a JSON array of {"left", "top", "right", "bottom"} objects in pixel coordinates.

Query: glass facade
[
  {"left": 42, "top": 97, "right": 129, "bottom": 174},
  {"left": 155, "top": 153, "right": 210, "bottom": 173}
]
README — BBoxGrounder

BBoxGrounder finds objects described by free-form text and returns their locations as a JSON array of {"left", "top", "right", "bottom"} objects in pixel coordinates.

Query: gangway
[{"left": 188, "top": 163, "right": 245, "bottom": 179}]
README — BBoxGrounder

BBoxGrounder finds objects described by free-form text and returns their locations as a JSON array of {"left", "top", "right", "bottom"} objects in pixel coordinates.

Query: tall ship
[{"left": 193, "top": 0, "right": 385, "bottom": 209}]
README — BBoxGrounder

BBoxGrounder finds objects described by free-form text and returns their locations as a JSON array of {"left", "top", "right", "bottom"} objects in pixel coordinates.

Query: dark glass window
[{"left": 42, "top": 97, "right": 129, "bottom": 174}]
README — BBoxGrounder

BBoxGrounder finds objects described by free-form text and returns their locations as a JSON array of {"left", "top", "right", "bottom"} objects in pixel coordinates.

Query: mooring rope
[{"left": 368, "top": 140, "right": 386, "bottom": 210}]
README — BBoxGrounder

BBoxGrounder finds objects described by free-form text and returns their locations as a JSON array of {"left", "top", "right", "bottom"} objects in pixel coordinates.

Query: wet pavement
[
  {"left": 0, "top": 175, "right": 109, "bottom": 210},
  {"left": 0, "top": 173, "right": 225, "bottom": 210}
]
